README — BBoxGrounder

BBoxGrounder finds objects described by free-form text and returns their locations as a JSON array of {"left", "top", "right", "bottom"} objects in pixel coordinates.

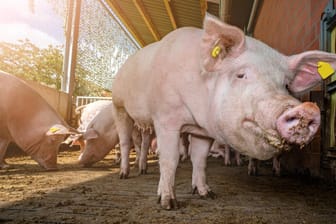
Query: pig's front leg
[
  {"left": 189, "top": 136, "right": 216, "bottom": 199},
  {"left": 156, "top": 129, "right": 180, "bottom": 210},
  {"left": 0, "top": 139, "right": 10, "bottom": 168}
]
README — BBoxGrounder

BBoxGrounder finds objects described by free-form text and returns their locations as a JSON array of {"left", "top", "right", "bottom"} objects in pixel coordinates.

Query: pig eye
[{"left": 236, "top": 73, "right": 246, "bottom": 79}]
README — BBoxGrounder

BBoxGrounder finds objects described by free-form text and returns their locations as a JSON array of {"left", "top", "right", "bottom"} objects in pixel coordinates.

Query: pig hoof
[
  {"left": 199, "top": 191, "right": 217, "bottom": 200},
  {"left": 248, "top": 168, "right": 258, "bottom": 176},
  {"left": 192, "top": 187, "right": 217, "bottom": 199},
  {"left": 272, "top": 169, "right": 281, "bottom": 177},
  {"left": 119, "top": 172, "right": 129, "bottom": 179},
  {"left": 157, "top": 196, "right": 178, "bottom": 210},
  {"left": 138, "top": 169, "right": 147, "bottom": 175}
]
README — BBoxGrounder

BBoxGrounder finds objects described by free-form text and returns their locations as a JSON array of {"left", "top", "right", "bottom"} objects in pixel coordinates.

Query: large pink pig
[
  {"left": 111, "top": 14, "right": 336, "bottom": 209},
  {"left": 0, "top": 71, "right": 77, "bottom": 170}
]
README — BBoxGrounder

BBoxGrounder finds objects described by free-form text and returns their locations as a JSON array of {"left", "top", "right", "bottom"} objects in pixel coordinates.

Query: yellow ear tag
[
  {"left": 211, "top": 45, "right": 222, "bottom": 58},
  {"left": 317, "top": 61, "right": 335, "bottom": 79},
  {"left": 49, "top": 127, "right": 60, "bottom": 133}
]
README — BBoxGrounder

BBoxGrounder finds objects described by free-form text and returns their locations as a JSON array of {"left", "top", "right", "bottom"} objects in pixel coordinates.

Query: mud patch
[{"left": 1, "top": 150, "right": 336, "bottom": 223}]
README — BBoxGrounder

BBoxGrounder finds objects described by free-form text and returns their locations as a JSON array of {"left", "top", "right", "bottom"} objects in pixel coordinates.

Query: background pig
[
  {"left": 209, "top": 141, "right": 242, "bottom": 166},
  {"left": 65, "top": 100, "right": 112, "bottom": 151},
  {"left": 75, "top": 100, "right": 111, "bottom": 133},
  {"left": 0, "top": 71, "right": 77, "bottom": 170},
  {"left": 79, "top": 103, "right": 154, "bottom": 175},
  {"left": 78, "top": 103, "right": 119, "bottom": 167},
  {"left": 111, "top": 13, "right": 336, "bottom": 209},
  {"left": 248, "top": 156, "right": 281, "bottom": 176}
]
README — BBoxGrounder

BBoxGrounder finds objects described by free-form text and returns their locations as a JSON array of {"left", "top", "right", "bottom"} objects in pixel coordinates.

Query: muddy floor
[{"left": 1, "top": 149, "right": 336, "bottom": 224}]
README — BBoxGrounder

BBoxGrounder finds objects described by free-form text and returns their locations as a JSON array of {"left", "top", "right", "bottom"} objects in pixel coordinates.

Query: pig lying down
[
  {"left": 111, "top": 13, "right": 336, "bottom": 209},
  {"left": 0, "top": 71, "right": 77, "bottom": 170}
]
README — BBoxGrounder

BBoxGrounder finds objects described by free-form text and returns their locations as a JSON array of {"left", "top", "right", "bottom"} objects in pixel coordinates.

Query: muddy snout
[{"left": 276, "top": 102, "right": 320, "bottom": 147}]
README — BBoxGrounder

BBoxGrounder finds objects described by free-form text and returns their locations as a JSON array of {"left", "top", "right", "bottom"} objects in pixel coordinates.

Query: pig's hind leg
[
  {"left": 112, "top": 106, "right": 134, "bottom": 179},
  {"left": 138, "top": 130, "right": 151, "bottom": 175}
]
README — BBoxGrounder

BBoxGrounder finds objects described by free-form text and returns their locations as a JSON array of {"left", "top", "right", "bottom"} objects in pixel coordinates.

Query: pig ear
[
  {"left": 201, "top": 13, "right": 246, "bottom": 72},
  {"left": 83, "top": 128, "right": 99, "bottom": 140},
  {"left": 287, "top": 50, "right": 336, "bottom": 94},
  {"left": 46, "top": 124, "right": 77, "bottom": 136}
]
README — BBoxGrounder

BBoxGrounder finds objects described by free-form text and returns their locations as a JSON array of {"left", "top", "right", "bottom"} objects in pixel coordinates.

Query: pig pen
[{"left": 1, "top": 148, "right": 336, "bottom": 224}]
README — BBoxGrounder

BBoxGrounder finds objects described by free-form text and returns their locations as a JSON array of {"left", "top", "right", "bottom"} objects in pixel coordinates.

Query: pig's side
[
  {"left": 76, "top": 100, "right": 111, "bottom": 133},
  {"left": 112, "top": 13, "right": 336, "bottom": 209},
  {"left": 0, "top": 71, "right": 76, "bottom": 170}
]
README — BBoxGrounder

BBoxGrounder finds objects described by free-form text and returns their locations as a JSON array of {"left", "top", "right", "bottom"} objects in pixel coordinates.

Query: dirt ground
[{"left": 1, "top": 149, "right": 336, "bottom": 224}]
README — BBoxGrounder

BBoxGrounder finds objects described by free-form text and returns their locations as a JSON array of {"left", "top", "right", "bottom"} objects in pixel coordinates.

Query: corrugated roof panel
[
  {"left": 207, "top": 2, "right": 219, "bottom": 18},
  {"left": 117, "top": 0, "right": 156, "bottom": 45},
  {"left": 170, "top": 0, "right": 203, "bottom": 28},
  {"left": 142, "top": 0, "right": 174, "bottom": 39}
]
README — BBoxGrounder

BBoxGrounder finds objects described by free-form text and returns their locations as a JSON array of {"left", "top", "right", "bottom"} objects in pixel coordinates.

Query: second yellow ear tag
[
  {"left": 49, "top": 127, "right": 60, "bottom": 133},
  {"left": 211, "top": 45, "right": 222, "bottom": 58},
  {"left": 318, "top": 61, "right": 335, "bottom": 79}
]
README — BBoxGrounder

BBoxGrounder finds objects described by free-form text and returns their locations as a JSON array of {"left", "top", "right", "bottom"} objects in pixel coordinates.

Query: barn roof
[{"left": 105, "top": 0, "right": 257, "bottom": 47}]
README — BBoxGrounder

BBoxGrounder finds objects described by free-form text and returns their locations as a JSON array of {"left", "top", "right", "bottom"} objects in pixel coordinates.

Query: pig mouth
[{"left": 242, "top": 118, "right": 291, "bottom": 151}]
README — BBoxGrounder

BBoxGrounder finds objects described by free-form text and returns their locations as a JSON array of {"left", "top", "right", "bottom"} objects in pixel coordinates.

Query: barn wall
[
  {"left": 25, "top": 80, "right": 69, "bottom": 121},
  {"left": 254, "top": 0, "right": 331, "bottom": 55}
]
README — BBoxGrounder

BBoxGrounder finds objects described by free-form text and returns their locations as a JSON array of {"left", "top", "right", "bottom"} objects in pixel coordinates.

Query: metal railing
[{"left": 75, "top": 96, "right": 112, "bottom": 107}]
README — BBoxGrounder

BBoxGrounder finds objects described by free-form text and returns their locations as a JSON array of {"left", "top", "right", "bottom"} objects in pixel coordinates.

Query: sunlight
[{"left": 0, "top": 0, "right": 64, "bottom": 48}]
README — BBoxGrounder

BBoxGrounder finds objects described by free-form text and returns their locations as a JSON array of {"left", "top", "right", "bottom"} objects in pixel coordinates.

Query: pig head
[
  {"left": 111, "top": 13, "right": 336, "bottom": 209},
  {"left": 0, "top": 72, "right": 77, "bottom": 170},
  {"left": 78, "top": 104, "right": 119, "bottom": 167}
]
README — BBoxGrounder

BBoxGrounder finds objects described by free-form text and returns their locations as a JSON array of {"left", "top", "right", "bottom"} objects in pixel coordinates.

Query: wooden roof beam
[
  {"left": 163, "top": 0, "right": 177, "bottom": 30},
  {"left": 107, "top": 0, "right": 145, "bottom": 47},
  {"left": 207, "top": 0, "right": 219, "bottom": 4},
  {"left": 133, "top": 0, "right": 161, "bottom": 41},
  {"left": 200, "top": 0, "right": 208, "bottom": 19}
]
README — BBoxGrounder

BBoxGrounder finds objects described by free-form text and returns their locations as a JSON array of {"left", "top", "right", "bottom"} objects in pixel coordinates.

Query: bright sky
[{"left": 0, "top": 0, "right": 65, "bottom": 48}]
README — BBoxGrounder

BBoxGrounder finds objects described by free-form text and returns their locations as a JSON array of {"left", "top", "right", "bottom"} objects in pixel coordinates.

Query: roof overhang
[{"left": 104, "top": 0, "right": 260, "bottom": 47}]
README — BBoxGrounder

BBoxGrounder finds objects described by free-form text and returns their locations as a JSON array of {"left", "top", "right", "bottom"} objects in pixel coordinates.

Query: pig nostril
[
  {"left": 286, "top": 117, "right": 296, "bottom": 122},
  {"left": 285, "top": 116, "right": 299, "bottom": 125}
]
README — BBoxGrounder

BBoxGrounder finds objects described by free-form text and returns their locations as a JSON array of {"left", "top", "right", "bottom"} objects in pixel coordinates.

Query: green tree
[
  {"left": 0, "top": 39, "right": 63, "bottom": 89},
  {"left": 0, "top": 39, "right": 105, "bottom": 96}
]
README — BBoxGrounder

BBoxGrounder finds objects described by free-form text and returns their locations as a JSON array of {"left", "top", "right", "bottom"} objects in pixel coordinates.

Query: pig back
[
  {"left": 0, "top": 72, "right": 65, "bottom": 144},
  {"left": 112, "top": 27, "right": 204, "bottom": 124}
]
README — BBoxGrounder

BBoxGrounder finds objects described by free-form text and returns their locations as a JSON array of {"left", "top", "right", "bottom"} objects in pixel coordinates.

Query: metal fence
[{"left": 75, "top": 96, "right": 112, "bottom": 107}]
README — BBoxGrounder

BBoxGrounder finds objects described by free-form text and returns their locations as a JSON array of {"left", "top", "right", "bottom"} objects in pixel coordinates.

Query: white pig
[
  {"left": 78, "top": 103, "right": 154, "bottom": 175},
  {"left": 0, "top": 71, "right": 77, "bottom": 170},
  {"left": 111, "top": 14, "right": 336, "bottom": 209}
]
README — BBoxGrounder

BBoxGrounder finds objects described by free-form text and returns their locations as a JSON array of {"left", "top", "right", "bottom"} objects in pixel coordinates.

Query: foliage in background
[
  {"left": 0, "top": 39, "right": 105, "bottom": 96},
  {"left": 0, "top": 0, "right": 138, "bottom": 96}
]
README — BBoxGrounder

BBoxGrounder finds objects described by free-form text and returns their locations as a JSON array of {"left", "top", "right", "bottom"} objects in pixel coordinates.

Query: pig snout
[{"left": 276, "top": 102, "right": 320, "bottom": 147}]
